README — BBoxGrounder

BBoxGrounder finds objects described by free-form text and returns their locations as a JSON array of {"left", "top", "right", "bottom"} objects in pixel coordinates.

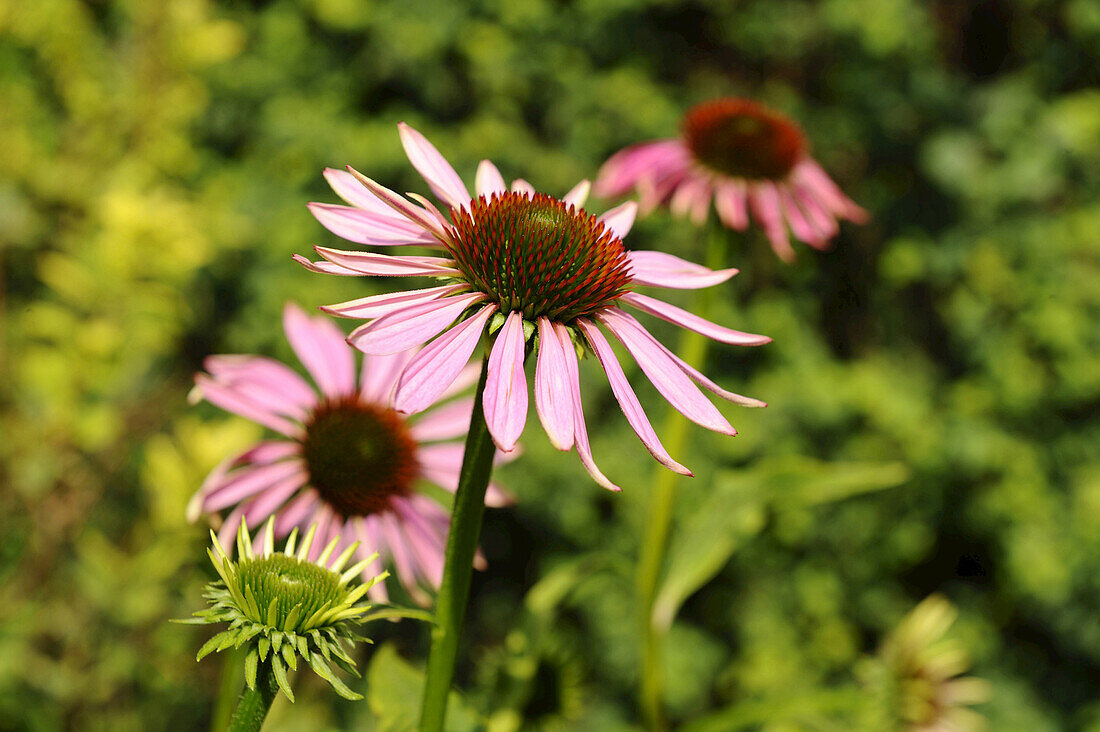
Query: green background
[{"left": 2, "top": 0, "right": 1099, "bottom": 729}]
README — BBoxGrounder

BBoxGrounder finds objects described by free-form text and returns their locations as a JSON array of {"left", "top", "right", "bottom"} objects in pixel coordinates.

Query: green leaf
[
  {"left": 196, "top": 633, "right": 227, "bottom": 662},
  {"left": 366, "top": 644, "right": 480, "bottom": 732}
]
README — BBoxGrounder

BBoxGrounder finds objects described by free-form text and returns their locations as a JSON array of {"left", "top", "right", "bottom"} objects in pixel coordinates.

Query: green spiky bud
[{"left": 177, "top": 517, "right": 389, "bottom": 702}]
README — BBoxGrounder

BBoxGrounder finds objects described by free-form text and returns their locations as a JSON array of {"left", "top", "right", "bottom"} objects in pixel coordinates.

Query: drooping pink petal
[
  {"left": 217, "top": 503, "right": 248, "bottom": 552},
  {"left": 195, "top": 375, "right": 301, "bottom": 437},
  {"left": 243, "top": 471, "right": 309, "bottom": 526},
  {"left": 620, "top": 292, "right": 771, "bottom": 346},
  {"left": 563, "top": 180, "right": 591, "bottom": 209},
  {"left": 627, "top": 250, "right": 739, "bottom": 290},
  {"left": 345, "top": 166, "right": 450, "bottom": 240},
  {"left": 598, "top": 201, "right": 638, "bottom": 240},
  {"left": 204, "top": 375, "right": 310, "bottom": 423},
  {"left": 394, "top": 304, "right": 498, "bottom": 415},
  {"left": 714, "top": 181, "right": 749, "bottom": 230},
  {"left": 483, "top": 311, "right": 529, "bottom": 452},
  {"left": 594, "top": 139, "right": 688, "bottom": 198},
  {"left": 511, "top": 179, "right": 535, "bottom": 195},
  {"left": 392, "top": 503, "right": 444, "bottom": 587},
  {"left": 410, "top": 397, "right": 474, "bottom": 442},
  {"left": 649, "top": 337, "right": 767, "bottom": 408},
  {"left": 274, "top": 488, "right": 321, "bottom": 535},
  {"left": 576, "top": 320, "right": 691, "bottom": 476},
  {"left": 669, "top": 175, "right": 710, "bottom": 225},
  {"left": 748, "top": 182, "right": 795, "bottom": 262},
  {"left": 555, "top": 321, "right": 621, "bottom": 492},
  {"left": 792, "top": 159, "right": 869, "bottom": 223},
  {"left": 533, "top": 316, "right": 574, "bottom": 451},
  {"left": 777, "top": 186, "right": 827, "bottom": 248},
  {"left": 378, "top": 512, "right": 428, "bottom": 603},
  {"left": 308, "top": 203, "right": 441, "bottom": 246},
  {"left": 416, "top": 443, "right": 512, "bottom": 507},
  {"left": 347, "top": 292, "right": 488, "bottom": 356},
  {"left": 360, "top": 349, "right": 416, "bottom": 405},
  {"left": 352, "top": 518, "right": 390, "bottom": 601},
  {"left": 439, "top": 361, "right": 482, "bottom": 400},
  {"left": 791, "top": 184, "right": 840, "bottom": 243},
  {"left": 322, "top": 284, "right": 468, "bottom": 320},
  {"left": 187, "top": 440, "right": 301, "bottom": 521},
  {"left": 204, "top": 356, "right": 317, "bottom": 415},
  {"left": 283, "top": 302, "right": 357, "bottom": 397},
  {"left": 305, "top": 504, "right": 335, "bottom": 562},
  {"left": 398, "top": 122, "right": 472, "bottom": 210},
  {"left": 314, "top": 246, "right": 458, "bottom": 277},
  {"left": 292, "top": 253, "right": 363, "bottom": 276},
  {"left": 323, "top": 168, "right": 400, "bottom": 213},
  {"left": 204, "top": 460, "right": 307, "bottom": 512},
  {"left": 597, "top": 308, "right": 735, "bottom": 436},
  {"left": 476, "top": 160, "right": 507, "bottom": 198},
  {"left": 406, "top": 192, "right": 458, "bottom": 239}
]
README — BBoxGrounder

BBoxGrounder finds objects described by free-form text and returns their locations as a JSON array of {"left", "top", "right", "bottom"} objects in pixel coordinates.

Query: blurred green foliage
[{"left": 2, "top": 0, "right": 1099, "bottom": 729}]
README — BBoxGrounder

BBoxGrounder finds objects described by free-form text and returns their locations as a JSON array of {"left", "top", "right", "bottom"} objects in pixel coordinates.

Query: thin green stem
[
  {"left": 419, "top": 358, "right": 497, "bottom": 732},
  {"left": 637, "top": 222, "right": 728, "bottom": 731},
  {"left": 212, "top": 648, "right": 245, "bottom": 732},
  {"left": 227, "top": 660, "right": 279, "bottom": 732}
]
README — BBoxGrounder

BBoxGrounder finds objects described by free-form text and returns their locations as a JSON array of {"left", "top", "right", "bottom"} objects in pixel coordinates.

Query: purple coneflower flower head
[
  {"left": 189, "top": 303, "right": 510, "bottom": 605},
  {"left": 595, "top": 97, "right": 868, "bottom": 262},
  {"left": 298, "top": 123, "right": 770, "bottom": 491}
]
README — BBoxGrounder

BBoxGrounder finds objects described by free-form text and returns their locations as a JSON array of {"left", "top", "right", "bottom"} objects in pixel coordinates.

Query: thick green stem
[
  {"left": 419, "top": 358, "right": 497, "bottom": 732},
  {"left": 227, "top": 660, "right": 279, "bottom": 732},
  {"left": 637, "top": 223, "right": 728, "bottom": 731}
]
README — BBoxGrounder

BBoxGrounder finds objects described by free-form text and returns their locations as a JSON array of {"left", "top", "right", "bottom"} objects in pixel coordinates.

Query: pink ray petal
[
  {"left": 778, "top": 186, "right": 827, "bottom": 248},
  {"left": 345, "top": 166, "right": 450, "bottom": 240},
  {"left": 398, "top": 122, "right": 472, "bottom": 210},
  {"left": 555, "top": 321, "right": 621, "bottom": 492},
  {"left": 323, "top": 168, "right": 401, "bottom": 213},
  {"left": 195, "top": 375, "right": 301, "bottom": 437},
  {"left": 791, "top": 184, "right": 840, "bottom": 243},
  {"left": 627, "top": 250, "right": 739, "bottom": 290},
  {"left": 322, "top": 284, "right": 468, "bottom": 320},
  {"left": 243, "top": 472, "right": 309, "bottom": 526},
  {"left": 360, "top": 349, "right": 416, "bottom": 405},
  {"left": 439, "top": 361, "right": 482, "bottom": 400},
  {"left": 649, "top": 337, "right": 767, "bottom": 408},
  {"left": 669, "top": 176, "right": 710, "bottom": 225},
  {"left": 793, "top": 159, "right": 869, "bottom": 223},
  {"left": 274, "top": 489, "right": 320, "bottom": 536},
  {"left": 353, "top": 518, "right": 390, "bottom": 600},
  {"left": 417, "top": 447, "right": 511, "bottom": 507},
  {"left": 378, "top": 512, "right": 429, "bottom": 603},
  {"left": 714, "top": 181, "right": 749, "bottom": 230},
  {"left": 595, "top": 140, "right": 689, "bottom": 198},
  {"left": 562, "top": 179, "right": 591, "bottom": 209},
  {"left": 292, "top": 253, "right": 364, "bottom": 276},
  {"left": 394, "top": 304, "right": 498, "bottom": 415},
  {"left": 314, "top": 246, "right": 458, "bottom": 277},
  {"left": 620, "top": 291, "right": 771, "bottom": 346},
  {"left": 393, "top": 497, "right": 445, "bottom": 584},
  {"left": 347, "top": 292, "right": 488, "bottom": 356},
  {"left": 308, "top": 202, "right": 441, "bottom": 246},
  {"left": 393, "top": 509, "right": 444, "bottom": 588},
  {"left": 476, "top": 160, "right": 507, "bottom": 198},
  {"left": 283, "top": 302, "right": 356, "bottom": 397},
  {"left": 406, "top": 192, "right": 456, "bottom": 238},
  {"left": 483, "top": 311, "right": 529, "bottom": 452},
  {"left": 204, "top": 356, "right": 317, "bottom": 414},
  {"left": 187, "top": 441, "right": 301, "bottom": 522},
  {"left": 206, "top": 376, "right": 310, "bottom": 423},
  {"left": 749, "top": 182, "right": 796, "bottom": 262},
  {"left": 410, "top": 397, "right": 474, "bottom": 442},
  {"left": 577, "top": 320, "right": 691, "bottom": 476},
  {"left": 511, "top": 179, "right": 535, "bottom": 195},
  {"left": 217, "top": 503, "right": 248, "bottom": 552},
  {"left": 533, "top": 316, "right": 574, "bottom": 451},
  {"left": 306, "top": 504, "right": 335, "bottom": 561},
  {"left": 598, "top": 201, "right": 638, "bottom": 240},
  {"left": 597, "top": 308, "right": 735, "bottom": 436},
  {"left": 204, "top": 460, "right": 307, "bottom": 512}
]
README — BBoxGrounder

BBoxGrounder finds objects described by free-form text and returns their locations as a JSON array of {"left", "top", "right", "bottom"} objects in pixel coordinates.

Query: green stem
[
  {"left": 227, "top": 660, "right": 279, "bottom": 732},
  {"left": 212, "top": 648, "right": 245, "bottom": 732},
  {"left": 637, "top": 222, "right": 728, "bottom": 731},
  {"left": 419, "top": 358, "right": 497, "bottom": 732}
]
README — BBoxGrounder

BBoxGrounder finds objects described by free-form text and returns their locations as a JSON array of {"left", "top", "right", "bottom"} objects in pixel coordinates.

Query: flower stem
[
  {"left": 638, "top": 222, "right": 728, "bottom": 731},
  {"left": 419, "top": 358, "right": 496, "bottom": 732},
  {"left": 227, "top": 660, "right": 279, "bottom": 732}
]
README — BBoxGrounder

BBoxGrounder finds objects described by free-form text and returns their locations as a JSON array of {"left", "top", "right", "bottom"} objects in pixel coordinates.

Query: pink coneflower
[
  {"left": 595, "top": 97, "right": 868, "bottom": 262},
  {"left": 188, "top": 303, "right": 509, "bottom": 604},
  {"left": 298, "top": 123, "right": 769, "bottom": 491}
]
